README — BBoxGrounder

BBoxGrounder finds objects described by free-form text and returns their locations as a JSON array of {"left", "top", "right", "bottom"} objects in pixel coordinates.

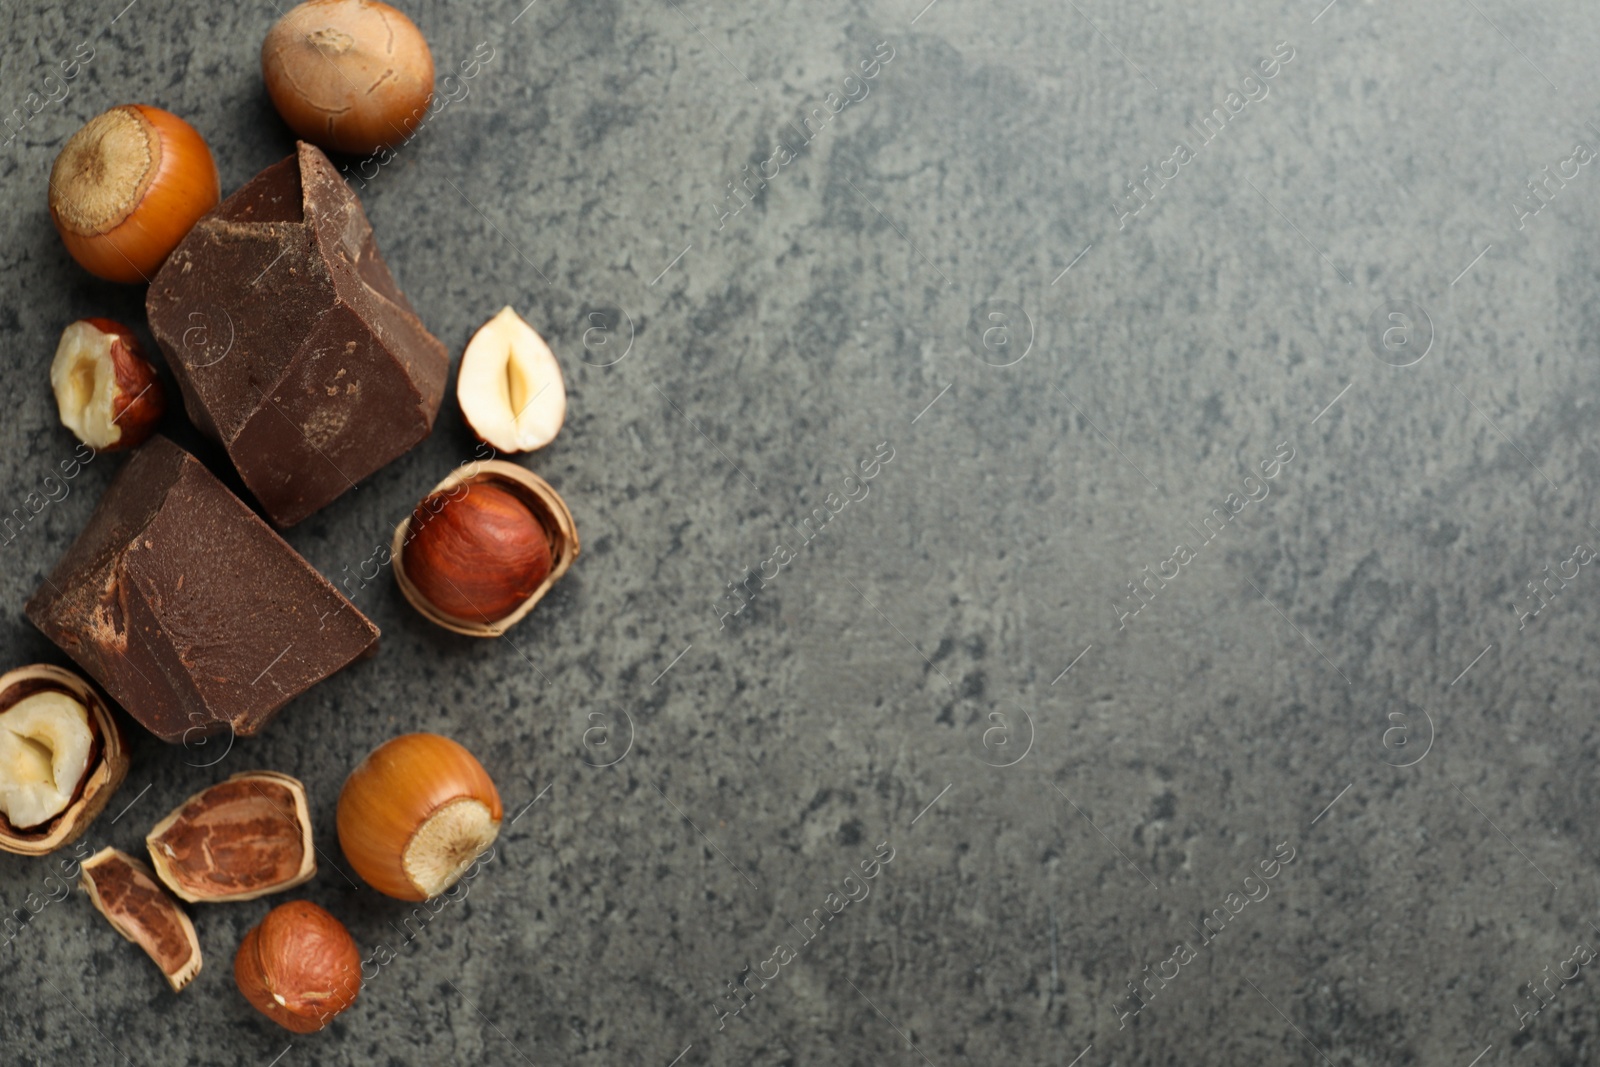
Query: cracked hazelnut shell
[
  {"left": 0, "top": 664, "right": 128, "bottom": 857},
  {"left": 146, "top": 771, "right": 315, "bottom": 903},
  {"left": 80, "top": 847, "right": 202, "bottom": 992},
  {"left": 392, "top": 461, "right": 578, "bottom": 637}
]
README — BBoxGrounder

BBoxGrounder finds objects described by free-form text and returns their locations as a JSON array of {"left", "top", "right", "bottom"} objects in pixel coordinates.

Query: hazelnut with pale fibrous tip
[
  {"left": 48, "top": 105, "right": 220, "bottom": 283},
  {"left": 337, "top": 732, "right": 501, "bottom": 900},
  {"left": 50, "top": 318, "right": 165, "bottom": 450},
  {"left": 261, "top": 0, "right": 435, "bottom": 156}
]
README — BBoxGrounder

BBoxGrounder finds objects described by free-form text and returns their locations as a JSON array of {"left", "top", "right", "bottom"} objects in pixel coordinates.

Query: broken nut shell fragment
[
  {"left": 0, "top": 664, "right": 128, "bottom": 857},
  {"left": 146, "top": 771, "right": 316, "bottom": 903},
  {"left": 392, "top": 461, "right": 578, "bottom": 637},
  {"left": 80, "top": 847, "right": 202, "bottom": 992}
]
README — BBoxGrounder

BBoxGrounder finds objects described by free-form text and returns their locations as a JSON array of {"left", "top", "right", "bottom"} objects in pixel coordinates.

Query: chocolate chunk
[
  {"left": 25, "top": 437, "right": 379, "bottom": 743},
  {"left": 145, "top": 141, "right": 448, "bottom": 527}
]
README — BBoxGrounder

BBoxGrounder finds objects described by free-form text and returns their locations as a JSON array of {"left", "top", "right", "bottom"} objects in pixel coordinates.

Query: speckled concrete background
[{"left": 3, "top": 0, "right": 1600, "bottom": 1063}]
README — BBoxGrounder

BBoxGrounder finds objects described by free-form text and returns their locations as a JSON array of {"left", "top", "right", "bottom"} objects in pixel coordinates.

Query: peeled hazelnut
[
  {"left": 457, "top": 307, "right": 566, "bottom": 454},
  {"left": 392, "top": 461, "right": 579, "bottom": 637},
  {"left": 50, "top": 318, "right": 166, "bottom": 451},
  {"left": 0, "top": 691, "right": 91, "bottom": 830},
  {"left": 80, "top": 847, "right": 202, "bottom": 992},
  {"left": 235, "top": 900, "right": 362, "bottom": 1032},
  {"left": 0, "top": 664, "right": 128, "bottom": 857},
  {"left": 146, "top": 771, "right": 315, "bottom": 904}
]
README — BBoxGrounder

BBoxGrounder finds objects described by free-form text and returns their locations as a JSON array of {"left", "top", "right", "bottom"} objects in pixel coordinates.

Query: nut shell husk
[
  {"left": 145, "top": 771, "right": 316, "bottom": 903},
  {"left": 0, "top": 664, "right": 128, "bottom": 856},
  {"left": 80, "top": 847, "right": 202, "bottom": 992},
  {"left": 392, "top": 460, "right": 578, "bottom": 637}
]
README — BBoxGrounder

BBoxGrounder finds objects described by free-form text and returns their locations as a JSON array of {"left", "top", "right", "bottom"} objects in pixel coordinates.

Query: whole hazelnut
[
  {"left": 401, "top": 482, "right": 552, "bottom": 623},
  {"left": 234, "top": 900, "right": 361, "bottom": 1032},
  {"left": 261, "top": 0, "right": 435, "bottom": 156}
]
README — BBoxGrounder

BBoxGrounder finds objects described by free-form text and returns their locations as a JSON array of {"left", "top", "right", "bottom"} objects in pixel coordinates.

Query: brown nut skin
[
  {"left": 401, "top": 482, "right": 552, "bottom": 623},
  {"left": 392, "top": 461, "right": 578, "bottom": 638},
  {"left": 261, "top": 0, "right": 435, "bottom": 156},
  {"left": 235, "top": 900, "right": 362, "bottom": 1032},
  {"left": 51, "top": 318, "right": 166, "bottom": 451},
  {"left": 145, "top": 771, "right": 316, "bottom": 903},
  {"left": 0, "top": 665, "right": 128, "bottom": 857}
]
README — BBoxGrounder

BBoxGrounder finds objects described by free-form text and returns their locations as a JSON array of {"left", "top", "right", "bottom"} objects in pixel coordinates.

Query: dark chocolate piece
[
  {"left": 145, "top": 142, "right": 448, "bottom": 527},
  {"left": 25, "top": 437, "right": 379, "bottom": 743}
]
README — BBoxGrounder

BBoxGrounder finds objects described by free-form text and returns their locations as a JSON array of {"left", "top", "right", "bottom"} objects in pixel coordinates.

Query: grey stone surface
[{"left": 3, "top": 0, "right": 1600, "bottom": 1063}]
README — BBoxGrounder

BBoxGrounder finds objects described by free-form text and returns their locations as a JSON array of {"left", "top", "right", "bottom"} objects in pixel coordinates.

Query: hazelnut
[
  {"left": 50, "top": 318, "right": 166, "bottom": 450},
  {"left": 336, "top": 732, "right": 501, "bottom": 900},
  {"left": 261, "top": 0, "right": 435, "bottom": 156},
  {"left": 0, "top": 664, "right": 128, "bottom": 856},
  {"left": 80, "top": 847, "right": 202, "bottom": 992},
  {"left": 392, "top": 461, "right": 579, "bottom": 637},
  {"left": 235, "top": 900, "right": 362, "bottom": 1032},
  {"left": 456, "top": 307, "right": 566, "bottom": 454},
  {"left": 48, "top": 106, "right": 220, "bottom": 283},
  {"left": 146, "top": 771, "right": 316, "bottom": 904},
  {"left": 404, "top": 483, "right": 550, "bottom": 620}
]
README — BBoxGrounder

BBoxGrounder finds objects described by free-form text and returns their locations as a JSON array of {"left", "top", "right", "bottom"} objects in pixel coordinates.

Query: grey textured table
[{"left": 3, "top": 0, "right": 1599, "bottom": 1064}]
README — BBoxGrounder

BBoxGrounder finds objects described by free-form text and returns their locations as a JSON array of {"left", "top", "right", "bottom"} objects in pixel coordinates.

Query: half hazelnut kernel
[
  {"left": 235, "top": 900, "right": 362, "bottom": 1032},
  {"left": 0, "top": 664, "right": 129, "bottom": 857},
  {"left": 337, "top": 732, "right": 501, "bottom": 900},
  {"left": 393, "top": 461, "right": 578, "bottom": 637},
  {"left": 457, "top": 307, "right": 566, "bottom": 454},
  {"left": 80, "top": 847, "right": 202, "bottom": 992},
  {"left": 50, "top": 318, "right": 166, "bottom": 451},
  {"left": 145, "top": 771, "right": 316, "bottom": 904}
]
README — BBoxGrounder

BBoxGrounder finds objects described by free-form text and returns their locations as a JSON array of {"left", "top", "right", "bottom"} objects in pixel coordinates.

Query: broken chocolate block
[
  {"left": 145, "top": 141, "right": 448, "bottom": 527},
  {"left": 25, "top": 437, "right": 379, "bottom": 743}
]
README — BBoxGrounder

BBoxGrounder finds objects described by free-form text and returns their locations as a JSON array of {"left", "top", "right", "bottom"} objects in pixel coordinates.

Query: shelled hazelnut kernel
[{"left": 402, "top": 482, "right": 552, "bottom": 624}]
